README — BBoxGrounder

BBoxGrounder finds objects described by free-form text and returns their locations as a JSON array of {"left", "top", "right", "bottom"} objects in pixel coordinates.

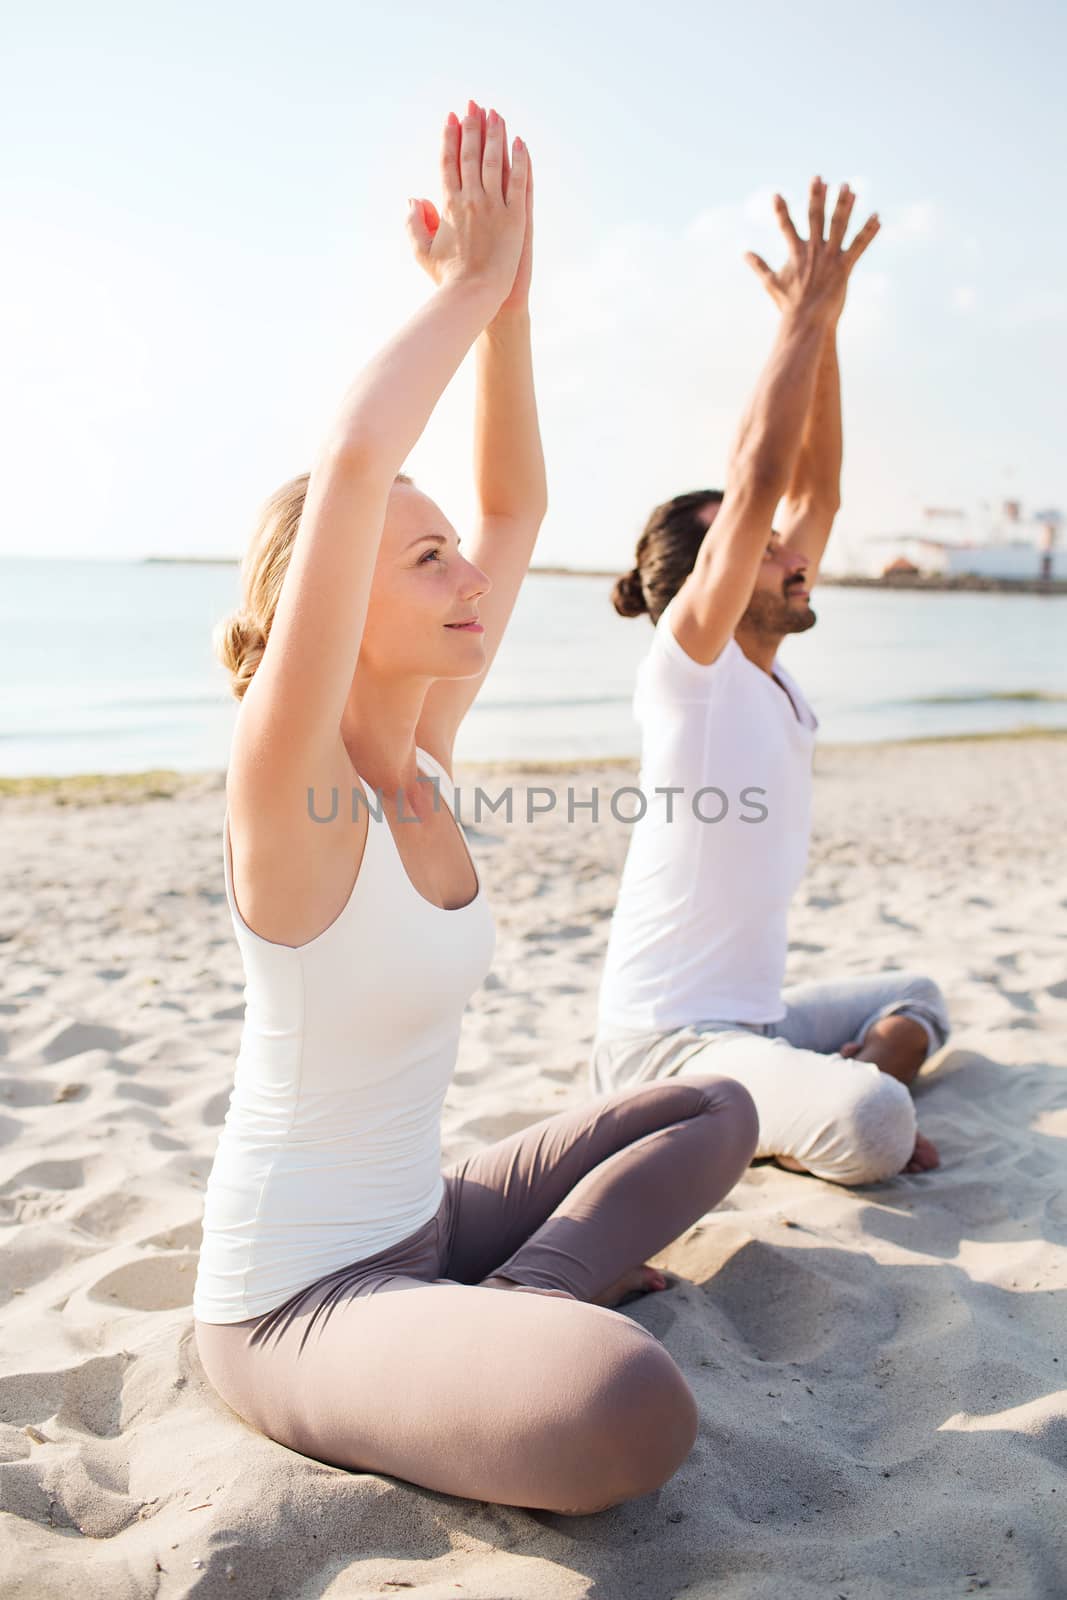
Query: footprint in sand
[
  {"left": 89, "top": 1254, "right": 200, "bottom": 1312},
  {"left": 0, "top": 1156, "right": 89, "bottom": 1194},
  {"left": 0, "top": 1351, "right": 131, "bottom": 1443},
  {"left": 138, "top": 1219, "right": 203, "bottom": 1252}
]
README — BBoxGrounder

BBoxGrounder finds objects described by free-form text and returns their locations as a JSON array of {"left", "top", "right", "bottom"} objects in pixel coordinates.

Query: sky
[{"left": 3, "top": 0, "right": 1065, "bottom": 572}]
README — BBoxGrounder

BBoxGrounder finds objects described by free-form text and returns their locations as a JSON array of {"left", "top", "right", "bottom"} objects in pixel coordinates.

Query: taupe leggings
[{"left": 194, "top": 1075, "right": 758, "bottom": 1515}]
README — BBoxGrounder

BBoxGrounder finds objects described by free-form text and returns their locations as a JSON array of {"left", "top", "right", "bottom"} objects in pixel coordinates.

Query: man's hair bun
[{"left": 611, "top": 567, "right": 648, "bottom": 618}]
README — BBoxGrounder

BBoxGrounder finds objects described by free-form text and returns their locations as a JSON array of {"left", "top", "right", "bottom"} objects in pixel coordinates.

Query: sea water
[{"left": 1, "top": 559, "right": 1064, "bottom": 777}]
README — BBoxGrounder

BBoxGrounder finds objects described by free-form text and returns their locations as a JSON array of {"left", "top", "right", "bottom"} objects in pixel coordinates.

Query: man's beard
[{"left": 741, "top": 586, "right": 817, "bottom": 638}]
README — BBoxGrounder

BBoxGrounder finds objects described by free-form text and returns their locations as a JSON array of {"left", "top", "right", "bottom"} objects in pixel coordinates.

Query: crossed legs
[{"left": 195, "top": 1074, "right": 758, "bottom": 1514}]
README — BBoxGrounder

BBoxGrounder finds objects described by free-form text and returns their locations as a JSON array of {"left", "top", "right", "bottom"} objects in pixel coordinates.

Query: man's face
[
  {"left": 745, "top": 531, "right": 816, "bottom": 636},
  {"left": 699, "top": 504, "right": 815, "bottom": 637}
]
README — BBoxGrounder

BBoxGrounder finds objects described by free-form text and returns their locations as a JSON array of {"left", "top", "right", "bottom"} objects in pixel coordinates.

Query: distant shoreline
[
  {"left": 140, "top": 556, "right": 1067, "bottom": 594},
  {"left": 3, "top": 729, "right": 1066, "bottom": 803}
]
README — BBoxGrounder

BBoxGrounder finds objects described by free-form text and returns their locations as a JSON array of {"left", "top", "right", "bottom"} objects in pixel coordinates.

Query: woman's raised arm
[
  {"left": 233, "top": 108, "right": 529, "bottom": 815},
  {"left": 410, "top": 100, "right": 547, "bottom": 767}
]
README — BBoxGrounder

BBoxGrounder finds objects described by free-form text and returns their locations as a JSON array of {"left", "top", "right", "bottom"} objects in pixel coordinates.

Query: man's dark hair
[{"left": 612, "top": 490, "right": 724, "bottom": 623}]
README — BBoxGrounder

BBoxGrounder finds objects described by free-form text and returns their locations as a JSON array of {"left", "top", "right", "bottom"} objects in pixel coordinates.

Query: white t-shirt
[{"left": 596, "top": 591, "right": 818, "bottom": 1035}]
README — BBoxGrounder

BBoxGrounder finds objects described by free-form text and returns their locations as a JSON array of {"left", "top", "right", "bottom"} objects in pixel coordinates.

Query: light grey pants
[
  {"left": 591, "top": 971, "right": 950, "bottom": 1187},
  {"left": 195, "top": 1074, "right": 758, "bottom": 1516}
]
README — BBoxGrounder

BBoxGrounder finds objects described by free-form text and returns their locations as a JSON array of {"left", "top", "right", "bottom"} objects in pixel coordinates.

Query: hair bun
[
  {"left": 611, "top": 567, "right": 648, "bottom": 618},
  {"left": 213, "top": 610, "right": 267, "bottom": 701}
]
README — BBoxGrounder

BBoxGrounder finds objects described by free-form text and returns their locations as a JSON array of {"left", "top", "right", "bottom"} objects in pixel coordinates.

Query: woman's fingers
[
  {"left": 808, "top": 175, "right": 826, "bottom": 244},
  {"left": 773, "top": 193, "right": 803, "bottom": 260},
  {"left": 440, "top": 112, "right": 461, "bottom": 199},
  {"left": 483, "top": 107, "right": 505, "bottom": 197},
  {"left": 844, "top": 211, "right": 881, "bottom": 269},
  {"left": 406, "top": 198, "right": 432, "bottom": 257},
  {"left": 826, "top": 183, "right": 855, "bottom": 252},
  {"left": 494, "top": 107, "right": 511, "bottom": 199},
  {"left": 506, "top": 136, "right": 529, "bottom": 212},
  {"left": 459, "top": 107, "right": 483, "bottom": 192}
]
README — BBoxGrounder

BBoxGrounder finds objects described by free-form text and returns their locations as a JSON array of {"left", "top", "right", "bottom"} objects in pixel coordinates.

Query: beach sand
[{"left": 1, "top": 735, "right": 1065, "bottom": 1598}]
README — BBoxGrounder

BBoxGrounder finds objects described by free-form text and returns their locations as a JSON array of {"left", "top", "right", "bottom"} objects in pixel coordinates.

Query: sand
[{"left": 1, "top": 734, "right": 1065, "bottom": 1599}]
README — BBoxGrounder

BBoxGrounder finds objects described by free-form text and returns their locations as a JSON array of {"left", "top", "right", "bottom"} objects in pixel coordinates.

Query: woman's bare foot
[{"left": 591, "top": 1264, "right": 668, "bottom": 1309}]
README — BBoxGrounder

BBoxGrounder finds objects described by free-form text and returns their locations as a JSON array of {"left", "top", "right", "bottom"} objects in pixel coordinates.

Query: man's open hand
[{"left": 745, "top": 177, "right": 880, "bottom": 322}]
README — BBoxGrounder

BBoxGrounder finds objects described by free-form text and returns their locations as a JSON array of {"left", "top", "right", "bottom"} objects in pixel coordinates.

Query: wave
[{"left": 903, "top": 691, "right": 1067, "bottom": 706}]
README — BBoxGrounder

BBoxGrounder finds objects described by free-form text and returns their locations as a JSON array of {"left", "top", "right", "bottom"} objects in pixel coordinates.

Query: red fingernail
[{"left": 515, "top": 136, "right": 524, "bottom": 152}]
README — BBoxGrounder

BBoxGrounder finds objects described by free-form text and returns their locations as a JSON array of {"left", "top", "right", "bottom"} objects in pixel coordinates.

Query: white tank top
[
  {"left": 193, "top": 746, "right": 496, "bottom": 1323},
  {"left": 596, "top": 593, "right": 818, "bottom": 1036}
]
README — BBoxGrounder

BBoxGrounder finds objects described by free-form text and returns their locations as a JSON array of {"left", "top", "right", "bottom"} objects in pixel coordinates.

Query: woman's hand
[
  {"left": 407, "top": 100, "right": 529, "bottom": 310},
  {"left": 745, "top": 177, "right": 880, "bottom": 322}
]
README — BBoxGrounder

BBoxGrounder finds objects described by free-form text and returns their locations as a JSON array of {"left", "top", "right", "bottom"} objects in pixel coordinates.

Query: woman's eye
[{"left": 420, "top": 548, "right": 441, "bottom": 564}]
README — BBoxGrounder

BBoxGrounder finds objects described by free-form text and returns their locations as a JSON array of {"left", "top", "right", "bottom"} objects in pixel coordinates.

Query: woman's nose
[{"left": 463, "top": 561, "right": 492, "bottom": 599}]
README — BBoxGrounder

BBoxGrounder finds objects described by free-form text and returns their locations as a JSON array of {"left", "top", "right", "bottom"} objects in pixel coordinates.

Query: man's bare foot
[
  {"left": 774, "top": 1153, "right": 809, "bottom": 1174},
  {"left": 773, "top": 1132, "right": 939, "bottom": 1178},
  {"left": 839, "top": 1016, "right": 929, "bottom": 1086},
  {"left": 903, "top": 1130, "right": 940, "bottom": 1173}
]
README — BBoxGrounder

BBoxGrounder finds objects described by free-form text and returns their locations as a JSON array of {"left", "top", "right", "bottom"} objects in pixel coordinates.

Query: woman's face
[{"left": 359, "top": 481, "right": 492, "bottom": 678}]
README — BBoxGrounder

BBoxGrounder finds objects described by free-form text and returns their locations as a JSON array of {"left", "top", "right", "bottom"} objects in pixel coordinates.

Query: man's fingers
[
  {"left": 744, "top": 251, "right": 776, "bottom": 291},
  {"left": 459, "top": 107, "right": 483, "bottom": 192},
  {"left": 844, "top": 212, "right": 881, "bottom": 269},
  {"left": 440, "top": 113, "right": 461, "bottom": 198},
  {"left": 773, "top": 194, "right": 803, "bottom": 259},
  {"left": 808, "top": 175, "right": 826, "bottom": 244},
  {"left": 827, "top": 183, "right": 855, "bottom": 252}
]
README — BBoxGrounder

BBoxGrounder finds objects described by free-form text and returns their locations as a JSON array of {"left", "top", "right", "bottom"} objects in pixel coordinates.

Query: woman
[{"left": 193, "top": 101, "right": 758, "bottom": 1516}]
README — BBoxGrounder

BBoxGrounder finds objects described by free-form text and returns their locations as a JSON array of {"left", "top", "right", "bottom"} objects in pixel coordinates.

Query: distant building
[{"left": 872, "top": 501, "right": 1065, "bottom": 581}]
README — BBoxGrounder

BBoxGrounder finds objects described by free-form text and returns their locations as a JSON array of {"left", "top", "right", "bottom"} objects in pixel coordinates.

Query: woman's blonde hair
[{"left": 214, "top": 469, "right": 414, "bottom": 701}]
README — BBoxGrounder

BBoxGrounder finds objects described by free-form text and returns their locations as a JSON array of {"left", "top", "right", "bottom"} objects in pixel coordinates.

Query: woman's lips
[{"left": 445, "top": 620, "right": 484, "bottom": 632}]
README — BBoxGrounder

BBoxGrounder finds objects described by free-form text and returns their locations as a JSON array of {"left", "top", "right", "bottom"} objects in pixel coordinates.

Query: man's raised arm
[
  {"left": 670, "top": 178, "right": 879, "bottom": 666},
  {"left": 775, "top": 184, "right": 879, "bottom": 586}
]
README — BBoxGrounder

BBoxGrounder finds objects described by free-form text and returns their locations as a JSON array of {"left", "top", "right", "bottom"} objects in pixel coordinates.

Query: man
[{"left": 592, "top": 177, "right": 949, "bottom": 1186}]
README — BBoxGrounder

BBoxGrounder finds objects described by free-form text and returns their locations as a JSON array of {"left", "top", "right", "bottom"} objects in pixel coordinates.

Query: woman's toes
[{"left": 592, "top": 1264, "right": 668, "bottom": 1308}]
